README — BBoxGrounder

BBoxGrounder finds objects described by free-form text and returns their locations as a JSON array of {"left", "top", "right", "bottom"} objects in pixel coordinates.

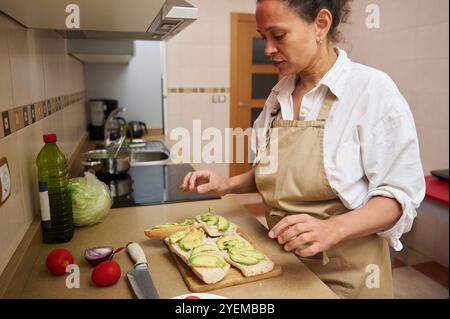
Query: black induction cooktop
[{"left": 96, "top": 164, "right": 220, "bottom": 208}]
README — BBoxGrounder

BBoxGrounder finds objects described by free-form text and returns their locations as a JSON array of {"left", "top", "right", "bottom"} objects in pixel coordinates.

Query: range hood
[{"left": 0, "top": 0, "right": 198, "bottom": 41}]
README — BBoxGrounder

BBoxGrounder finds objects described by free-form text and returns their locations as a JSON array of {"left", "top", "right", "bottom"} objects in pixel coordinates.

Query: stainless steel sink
[
  {"left": 130, "top": 150, "right": 170, "bottom": 166},
  {"left": 96, "top": 140, "right": 171, "bottom": 166},
  {"left": 98, "top": 139, "right": 167, "bottom": 152}
]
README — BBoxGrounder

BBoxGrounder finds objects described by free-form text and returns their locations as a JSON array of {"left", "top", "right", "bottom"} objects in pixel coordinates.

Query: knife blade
[{"left": 126, "top": 241, "right": 160, "bottom": 299}]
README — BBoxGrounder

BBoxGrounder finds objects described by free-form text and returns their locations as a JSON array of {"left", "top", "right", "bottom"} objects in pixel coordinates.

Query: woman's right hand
[{"left": 181, "top": 170, "right": 231, "bottom": 196}]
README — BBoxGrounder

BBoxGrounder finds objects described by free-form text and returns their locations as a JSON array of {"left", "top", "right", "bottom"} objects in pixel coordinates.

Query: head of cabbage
[{"left": 68, "top": 172, "right": 112, "bottom": 226}]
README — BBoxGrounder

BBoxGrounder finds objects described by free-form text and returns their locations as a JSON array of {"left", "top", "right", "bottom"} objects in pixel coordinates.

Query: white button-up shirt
[{"left": 253, "top": 48, "right": 426, "bottom": 251}]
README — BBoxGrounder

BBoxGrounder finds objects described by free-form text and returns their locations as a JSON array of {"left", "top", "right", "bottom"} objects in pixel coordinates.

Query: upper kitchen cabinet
[
  {"left": 0, "top": 0, "right": 198, "bottom": 41},
  {"left": 67, "top": 39, "right": 135, "bottom": 64}
]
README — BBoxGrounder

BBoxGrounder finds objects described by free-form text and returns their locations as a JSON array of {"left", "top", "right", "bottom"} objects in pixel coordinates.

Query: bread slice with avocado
[
  {"left": 164, "top": 228, "right": 230, "bottom": 284},
  {"left": 215, "top": 234, "right": 274, "bottom": 277},
  {"left": 195, "top": 209, "right": 236, "bottom": 237},
  {"left": 144, "top": 219, "right": 201, "bottom": 240}
]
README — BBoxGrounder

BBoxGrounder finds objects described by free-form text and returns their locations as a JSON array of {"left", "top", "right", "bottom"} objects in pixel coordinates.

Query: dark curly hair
[{"left": 257, "top": 0, "right": 352, "bottom": 43}]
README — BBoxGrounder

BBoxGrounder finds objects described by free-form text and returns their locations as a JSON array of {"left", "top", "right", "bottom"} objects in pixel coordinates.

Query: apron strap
[
  {"left": 252, "top": 105, "right": 280, "bottom": 166},
  {"left": 265, "top": 105, "right": 281, "bottom": 149},
  {"left": 270, "top": 104, "right": 281, "bottom": 118},
  {"left": 317, "top": 90, "right": 336, "bottom": 122}
]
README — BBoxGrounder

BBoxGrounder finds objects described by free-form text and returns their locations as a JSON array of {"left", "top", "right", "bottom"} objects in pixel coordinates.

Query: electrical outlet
[
  {"left": 212, "top": 95, "right": 226, "bottom": 103},
  {"left": 0, "top": 157, "right": 11, "bottom": 207}
]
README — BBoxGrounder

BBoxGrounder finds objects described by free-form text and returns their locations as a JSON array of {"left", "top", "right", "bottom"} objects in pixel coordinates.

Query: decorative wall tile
[
  {"left": 22, "top": 106, "right": 29, "bottom": 127},
  {"left": 2, "top": 111, "right": 11, "bottom": 136},
  {"left": 167, "top": 87, "right": 230, "bottom": 93},
  {"left": 35, "top": 102, "right": 42, "bottom": 121},
  {"left": 12, "top": 107, "right": 23, "bottom": 132},
  {"left": 30, "top": 104, "right": 36, "bottom": 123},
  {"left": 0, "top": 91, "right": 85, "bottom": 141}
]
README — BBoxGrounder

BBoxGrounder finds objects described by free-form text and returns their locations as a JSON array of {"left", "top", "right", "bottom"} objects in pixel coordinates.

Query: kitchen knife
[{"left": 126, "top": 241, "right": 160, "bottom": 299}]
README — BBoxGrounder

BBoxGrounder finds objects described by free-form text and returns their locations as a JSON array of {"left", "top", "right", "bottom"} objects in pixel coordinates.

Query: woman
[{"left": 182, "top": 0, "right": 425, "bottom": 298}]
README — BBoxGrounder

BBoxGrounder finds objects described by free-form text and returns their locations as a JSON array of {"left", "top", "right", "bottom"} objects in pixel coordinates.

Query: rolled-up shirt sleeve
[{"left": 360, "top": 95, "right": 426, "bottom": 251}]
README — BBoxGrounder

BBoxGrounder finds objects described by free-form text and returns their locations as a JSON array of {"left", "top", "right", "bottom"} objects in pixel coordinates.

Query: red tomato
[
  {"left": 46, "top": 248, "right": 74, "bottom": 276},
  {"left": 91, "top": 260, "right": 121, "bottom": 287}
]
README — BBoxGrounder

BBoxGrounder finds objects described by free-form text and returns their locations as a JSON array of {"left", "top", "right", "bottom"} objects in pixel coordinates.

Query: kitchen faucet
[{"left": 104, "top": 107, "right": 126, "bottom": 147}]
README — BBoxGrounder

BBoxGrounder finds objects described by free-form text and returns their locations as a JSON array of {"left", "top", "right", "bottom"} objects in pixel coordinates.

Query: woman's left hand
[{"left": 268, "top": 214, "right": 342, "bottom": 257}]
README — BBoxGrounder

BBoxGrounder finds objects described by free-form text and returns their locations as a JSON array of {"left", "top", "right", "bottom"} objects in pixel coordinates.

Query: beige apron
[{"left": 254, "top": 91, "right": 394, "bottom": 299}]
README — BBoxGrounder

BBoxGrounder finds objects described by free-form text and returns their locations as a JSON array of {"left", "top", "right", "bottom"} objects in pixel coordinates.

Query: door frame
[{"left": 230, "top": 13, "right": 257, "bottom": 177}]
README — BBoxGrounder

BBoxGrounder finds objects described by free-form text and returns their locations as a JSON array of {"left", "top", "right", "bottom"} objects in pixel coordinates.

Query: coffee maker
[{"left": 88, "top": 99, "right": 119, "bottom": 140}]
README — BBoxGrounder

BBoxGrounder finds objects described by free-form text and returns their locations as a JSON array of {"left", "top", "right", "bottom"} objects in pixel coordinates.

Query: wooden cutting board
[{"left": 165, "top": 228, "right": 282, "bottom": 292}]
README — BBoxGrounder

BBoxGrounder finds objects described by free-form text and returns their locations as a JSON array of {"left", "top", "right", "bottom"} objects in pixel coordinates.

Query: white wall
[
  {"left": 165, "top": 0, "right": 257, "bottom": 177},
  {"left": 339, "top": 0, "right": 449, "bottom": 175},
  {"left": 84, "top": 40, "right": 163, "bottom": 129}
]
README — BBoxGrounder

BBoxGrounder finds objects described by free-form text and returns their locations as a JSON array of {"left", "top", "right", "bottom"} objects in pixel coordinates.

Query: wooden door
[{"left": 230, "top": 13, "right": 280, "bottom": 177}]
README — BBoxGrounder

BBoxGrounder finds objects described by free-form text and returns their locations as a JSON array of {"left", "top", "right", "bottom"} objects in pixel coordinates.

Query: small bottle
[{"left": 36, "top": 134, "right": 74, "bottom": 243}]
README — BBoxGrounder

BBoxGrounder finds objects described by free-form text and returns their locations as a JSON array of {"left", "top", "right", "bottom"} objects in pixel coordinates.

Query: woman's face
[{"left": 256, "top": 0, "right": 318, "bottom": 76}]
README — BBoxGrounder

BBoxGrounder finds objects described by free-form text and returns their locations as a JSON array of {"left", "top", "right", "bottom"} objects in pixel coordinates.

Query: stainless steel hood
[{"left": 0, "top": 0, "right": 198, "bottom": 40}]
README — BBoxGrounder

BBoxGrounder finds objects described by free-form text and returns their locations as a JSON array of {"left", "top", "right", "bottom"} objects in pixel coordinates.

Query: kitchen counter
[
  {"left": 11, "top": 196, "right": 337, "bottom": 299},
  {"left": 1, "top": 133, "right": 337, "bottom": 299}
]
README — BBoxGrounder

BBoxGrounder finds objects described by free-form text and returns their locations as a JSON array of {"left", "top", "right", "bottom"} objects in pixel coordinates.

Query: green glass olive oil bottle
[{"left": 36, "top": 134, "right": 74, "bottom": 243}]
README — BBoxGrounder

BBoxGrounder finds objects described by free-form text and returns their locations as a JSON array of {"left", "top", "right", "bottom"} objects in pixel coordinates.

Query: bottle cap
[{"left": 43, "top": 134, "right": 57, "bottom": 143}]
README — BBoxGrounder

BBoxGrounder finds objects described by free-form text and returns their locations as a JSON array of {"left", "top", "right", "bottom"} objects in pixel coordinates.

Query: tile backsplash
[
  {"left": 0, "top": 12, "right": 87, "bottom": 276},
  {"left": 0, "top": 91, "right": 84, "bottom": 139}
]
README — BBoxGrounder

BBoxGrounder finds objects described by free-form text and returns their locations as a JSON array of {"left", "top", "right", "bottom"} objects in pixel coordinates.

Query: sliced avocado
[
  {"left": 153, "top": 219, "right": 193, "bottom": 229},
  {"left": 181, "top": 219, "right": 194, "bottom": 226},
  {"left": 152, "top": 222, "right": 177, "bottom": 229},
  {"left": 205, "top": 215, "right": 219, "bottom": 226},
  {"left": 229, "top": 250, "right": 260, "bottom": 266},
  {"left": 188, "top": 254, "right": 227, "bottom": 268},
  {"left": 169, "top": 229, "right": 190, "bottom": 244},
  {"left": 217, "top": 236, "right": 239, "bottom": 251},
  {"left": 237, "top": 245, "right": 259, "bottom": 252},
  {"left": 239, "top": 248, "right": 265, "bottom": 261},
  {"left": 200, "top": 211, "right": 219, "bottom": 226},
  {"left": 182, "top": 228, "right": 204, "bottom": 242},
  {"left": 200, "top": 214, "right": 211, "bottom": 222},
  {"left": 218, "top": 216, "right": 230, "bottom": 231},
  {"left": 179, "top": 239, "right": 203, "bottom": 251},
  {"left": 224, "top": 239, "right": 246, "bottom": 251},
  {"left": 191, "top": 244, "right": 218, "bottom": 256},
  {"left": 200, "top": 208, "right": 215, "bottom": 221},
  {"left": 178, "top": 228, "right": 204, "bottom": 251}
]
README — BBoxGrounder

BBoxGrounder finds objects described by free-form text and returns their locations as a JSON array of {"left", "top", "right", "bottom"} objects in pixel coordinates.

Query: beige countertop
[
  {"left": 18, "top": 196, "right": 337, "bottom": 299},
  {"left": 2, "top": 134, "right": 337, "bottom": 299}
]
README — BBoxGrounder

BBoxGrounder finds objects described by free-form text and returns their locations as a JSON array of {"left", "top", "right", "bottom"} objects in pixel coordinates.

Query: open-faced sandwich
[
  {"left": 144, "top": 219, "right": 201, "bottom": 240},
  {"left": 164, "top": 227, "right": 230, "bottom": 284},
  {"left": 195, "top": 208, "right": 236, "bottom": 237},
  {"left": 145, "top": 211, "right": 276, "bottom": 285},
  {"left": 215, "top": 234, "right": 274, "bottom": 277}
]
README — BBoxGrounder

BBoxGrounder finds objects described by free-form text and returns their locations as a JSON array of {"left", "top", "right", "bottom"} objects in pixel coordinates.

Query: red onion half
[{"left": 84, "top": 246, "right": 114, "bottom": 267}]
